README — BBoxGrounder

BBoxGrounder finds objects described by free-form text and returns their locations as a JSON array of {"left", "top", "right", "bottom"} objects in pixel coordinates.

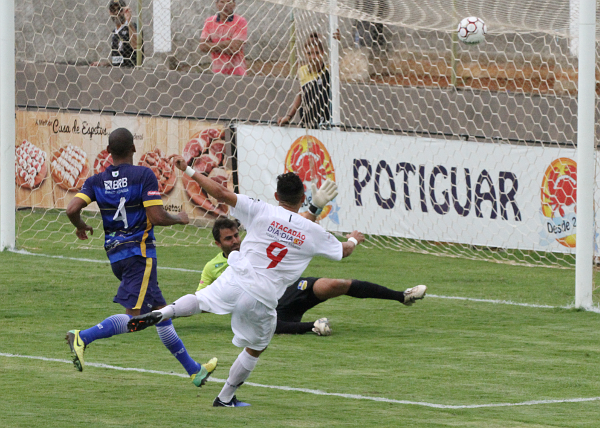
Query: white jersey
[{"left": 229, "top": 194, "right": 343, "bottom": 309}]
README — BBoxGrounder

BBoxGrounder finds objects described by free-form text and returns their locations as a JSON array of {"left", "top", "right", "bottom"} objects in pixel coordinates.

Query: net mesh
[{"left": 13, "top": 0, "right": 594, "bottom": 270}]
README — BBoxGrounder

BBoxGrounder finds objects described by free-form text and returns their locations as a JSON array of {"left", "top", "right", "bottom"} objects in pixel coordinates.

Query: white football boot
[{"left": 402, "top": 285, "right": 427, "bottom": 306}]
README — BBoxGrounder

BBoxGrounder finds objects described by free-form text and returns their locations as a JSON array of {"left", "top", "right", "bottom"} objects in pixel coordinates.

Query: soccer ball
[{"left": 457, "top": 17, "right": 487, "bottom": 45}]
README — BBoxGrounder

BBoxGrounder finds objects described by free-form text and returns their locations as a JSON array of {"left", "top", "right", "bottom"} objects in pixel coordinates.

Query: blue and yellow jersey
[{"left": 76, "top": 163, "right": 163, "bottom": 263}]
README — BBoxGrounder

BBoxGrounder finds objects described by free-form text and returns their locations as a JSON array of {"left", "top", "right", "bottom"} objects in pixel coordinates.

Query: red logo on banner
[{"left": 540, "top": 158, "right": 577, "bottom": 247}]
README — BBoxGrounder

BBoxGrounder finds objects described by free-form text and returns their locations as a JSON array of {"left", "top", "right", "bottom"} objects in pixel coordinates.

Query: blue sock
[
  {"left": 78, "top": 314, "right": 132, "bottom": 346},
  {"left": 156, "top": 319, "right": 201, "bottom": 376}
]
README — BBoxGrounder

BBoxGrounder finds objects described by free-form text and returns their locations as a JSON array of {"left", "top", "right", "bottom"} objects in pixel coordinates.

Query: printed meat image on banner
[
  {"left": 138, "top": 148, "right": 176, "bottom": 195},
  {"left": 284, "top": 135, "right": 339, "bottom": 223},
  {"left": 181, "top": 129, "right": 230, "bottom": 218},
  {"left": 94, "top": 149, "right": 113, "bottom": 174},
  {"left": 50, "top": 144, "right": 90, "bottom": 191},
  {"left": 15, "top": 111, "right": 231, "bottom": 220},
  {"left": 15, "top": 140, "right": 48, "bottom": 190},
  {"left": 539, "top": 158, "right": 577, "bottom": 247}
]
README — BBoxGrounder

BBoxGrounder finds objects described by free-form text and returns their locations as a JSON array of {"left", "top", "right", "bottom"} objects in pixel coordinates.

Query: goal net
[{"left": 9, "top": 0, "right": 595, "bottom": 271}]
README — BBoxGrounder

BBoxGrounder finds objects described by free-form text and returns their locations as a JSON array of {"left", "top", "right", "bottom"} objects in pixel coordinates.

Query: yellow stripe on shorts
[
  {"left": 133, "top": 257, "right": 153, "bottom": 310},
  {"left": 140, "top": 218, "right": 152, "bottom": 258}
]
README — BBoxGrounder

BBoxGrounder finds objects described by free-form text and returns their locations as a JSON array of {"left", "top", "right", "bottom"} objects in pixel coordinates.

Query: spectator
[
  {"left": 199, "top": 0, "right": 248, "bottom": 76},
  {"left": 92, "top": 0, "right": 143, "bottom": 67},
  {"left": 278, "top": 33, "right": 333, "bottom": 129}
]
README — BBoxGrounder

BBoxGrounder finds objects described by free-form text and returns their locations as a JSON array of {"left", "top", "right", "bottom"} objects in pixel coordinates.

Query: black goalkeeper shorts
[{"left": 276, "top": 277, "right": 325, "bottom": 322}]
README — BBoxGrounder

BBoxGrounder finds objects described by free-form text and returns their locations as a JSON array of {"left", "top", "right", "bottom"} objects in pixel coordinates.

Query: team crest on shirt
[
  {"left": 297, "top": 280, "right": 308, "bottom": 290},
  {"left": 112, "top": 171, "right": 119, "bottom": 177}
]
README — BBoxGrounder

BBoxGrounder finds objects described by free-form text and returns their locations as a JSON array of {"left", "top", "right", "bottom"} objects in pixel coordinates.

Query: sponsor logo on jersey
[
  {"left": 112, "top": 171, "right": 119, "bottom": 177},
  {"left": 215, "top": 262, "right": 225, "bottom": 268},
  {"left": 147, "top": 190, "right": 161, "bottom": 196},
  {"left": 297, "top": 280, "right": 308, "bottom": 290},
  {"left": 104, "top": 177, "right": 128, "bottom": 191},
  {"left": 539, "top": 158, "right": 577, "bottom": 248},
  {"left": 268, "top": 221, "right": 306, "bottom": 240},
  {"left": 267, "top": 221, "right": 306, "bottom": 247}
]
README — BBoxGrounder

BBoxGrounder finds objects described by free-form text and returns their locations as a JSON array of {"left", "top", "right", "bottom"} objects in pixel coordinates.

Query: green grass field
[{"left": 3, "top": 223, "right": 600, "bottom": 427}]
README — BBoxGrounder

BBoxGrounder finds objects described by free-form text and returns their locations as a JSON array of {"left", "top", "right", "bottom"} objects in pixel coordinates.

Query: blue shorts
[{"left": 111, "top": 256, "right": 166, "bottom": 314}]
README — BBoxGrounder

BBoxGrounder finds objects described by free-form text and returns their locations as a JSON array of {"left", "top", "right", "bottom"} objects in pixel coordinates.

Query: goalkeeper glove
[{"left": 309, "top": 179, "right": 338, "bottom": 216}]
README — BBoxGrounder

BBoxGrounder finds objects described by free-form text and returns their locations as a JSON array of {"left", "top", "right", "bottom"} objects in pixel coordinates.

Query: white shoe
[
  {"left": 402, "top": 285, "right": 427, "bottom": 306},
  {"left": 312, "top": 318, "right": 332, "bottom": 336}
]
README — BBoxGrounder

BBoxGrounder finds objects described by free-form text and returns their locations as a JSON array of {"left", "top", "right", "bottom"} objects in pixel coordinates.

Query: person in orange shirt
[{"left": 199, "top": 0, "right": 248, "bottom": 76}]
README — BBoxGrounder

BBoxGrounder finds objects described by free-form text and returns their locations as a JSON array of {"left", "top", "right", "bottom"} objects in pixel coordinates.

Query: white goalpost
[
  {"left": 575, "top": 0, "right": 596, "bottom": 308},
  {"left": 1, "top": 0, "right": 599, "bottom": 307},
  {"left": 0, "top": 0, "right": 15, "bottom": 252}
]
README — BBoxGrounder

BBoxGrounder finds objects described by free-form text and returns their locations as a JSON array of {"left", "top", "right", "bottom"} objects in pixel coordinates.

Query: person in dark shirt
[
  {"left": 278, "top": 33, "right": 332, "bottom": 129},
  {"left": 92, "top": 0, "right": 143, "bottom": 67},
  {"left": 64, "top": 128, "right": 217, "bottom": 388}
]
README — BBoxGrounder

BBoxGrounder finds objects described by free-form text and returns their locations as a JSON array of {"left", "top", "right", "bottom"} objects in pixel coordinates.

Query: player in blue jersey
[{"left": 65, "top": 128, "right": 217, "bottom": 387}]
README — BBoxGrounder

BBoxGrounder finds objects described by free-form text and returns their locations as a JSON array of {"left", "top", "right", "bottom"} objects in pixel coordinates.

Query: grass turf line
[{"left": 2, "top": 244, "right": 600, "bottom": 427}]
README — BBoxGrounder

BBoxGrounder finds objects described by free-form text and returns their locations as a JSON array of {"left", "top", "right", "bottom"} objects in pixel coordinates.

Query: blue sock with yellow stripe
[
  {"left": 155, "top": 319, "right": 201, "bottom": 376},
  {"left": 78, "top": 314, "right": 132, "bottom": 346}
]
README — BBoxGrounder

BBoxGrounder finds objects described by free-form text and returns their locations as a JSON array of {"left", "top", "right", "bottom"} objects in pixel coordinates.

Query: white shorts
[{"left": 195, "top": 268, "right": 277, "bottom": 350}]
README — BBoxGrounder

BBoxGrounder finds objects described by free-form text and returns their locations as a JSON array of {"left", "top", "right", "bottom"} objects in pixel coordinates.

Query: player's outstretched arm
[
  {"left": 66, "top": 196, "right": 94, "bottom": 240},
  {"left": 342, "top": 230, "right": 364, "bottom": 258},
  {"left": 146, "top": 205, "right": 189, "bottom": 227},
  {"left": 172, "top": 155, "right": 238, "bottom": 207}
]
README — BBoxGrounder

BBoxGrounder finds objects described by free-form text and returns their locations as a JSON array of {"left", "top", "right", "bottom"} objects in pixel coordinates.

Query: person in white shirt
[{"left": 127, "top": 155, "right": 364, "bottom": 407}]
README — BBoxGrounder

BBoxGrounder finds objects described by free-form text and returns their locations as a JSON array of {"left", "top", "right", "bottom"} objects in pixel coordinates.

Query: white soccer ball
[{"left": 457, "top": 17, "right": 487, "bottom": 45}]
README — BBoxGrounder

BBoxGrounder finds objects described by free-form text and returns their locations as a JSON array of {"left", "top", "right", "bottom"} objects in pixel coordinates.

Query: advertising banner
[
  {"left": 237, "top": 124, "right": 593, "bottom": 254},
  {"left": 15, "top": 110, "right": 232, "bottom": 220}
]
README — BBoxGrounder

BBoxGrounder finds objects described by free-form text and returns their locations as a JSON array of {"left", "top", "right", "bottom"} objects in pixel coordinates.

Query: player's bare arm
[
  {"left": 146, "top": 205, "right": 189, "bottom": 226},
  {"left": 342, "top": 230, "right": 364, "bottom": 258},
  {"left": 66, "top": 196, "right": 94, "bottom": 240},
  {"left": 172, "top": 155, "right": 238, "bottom": 207}
]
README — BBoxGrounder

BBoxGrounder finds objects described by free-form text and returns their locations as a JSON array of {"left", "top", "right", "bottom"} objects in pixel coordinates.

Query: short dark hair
[
  {"left": 109, "top": 0, "right": 126, "bottom": 13},
  {"left": 108, "top": 128, "right": 134, "bottom": 158},
  {"left": 212, "top": 218, "right": 240, "bottom": 242},
  {"left": 276, "top": 172, "right": 305, "bottom": 205}
]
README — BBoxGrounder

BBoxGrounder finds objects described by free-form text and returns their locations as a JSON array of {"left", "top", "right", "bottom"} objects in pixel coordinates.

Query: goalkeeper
[{"left": 198, "top": 181, "right": 427, "bottom": 336}]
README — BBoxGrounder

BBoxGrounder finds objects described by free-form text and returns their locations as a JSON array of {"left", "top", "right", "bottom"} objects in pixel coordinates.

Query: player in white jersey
[{"left": 127, "top": 155, "right": 364, "bottom": 407}]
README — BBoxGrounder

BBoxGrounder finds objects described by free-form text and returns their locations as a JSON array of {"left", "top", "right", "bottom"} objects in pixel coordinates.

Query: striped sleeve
[
  {"left": 76, "top": 176, "right": 96, "bottom": 205},
  {"left": 141, "top": 167, "right": 163, "bottom": 206}
]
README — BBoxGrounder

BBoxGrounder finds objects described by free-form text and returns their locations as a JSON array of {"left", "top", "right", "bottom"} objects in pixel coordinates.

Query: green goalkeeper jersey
[{"left": 197, "top": 252, "right": 229, "bottom": 291}]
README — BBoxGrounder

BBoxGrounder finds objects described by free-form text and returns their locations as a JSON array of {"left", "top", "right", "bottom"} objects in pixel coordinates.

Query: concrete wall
[{"left": 17, "top": 61, "right": 579, "bottom": 145}]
